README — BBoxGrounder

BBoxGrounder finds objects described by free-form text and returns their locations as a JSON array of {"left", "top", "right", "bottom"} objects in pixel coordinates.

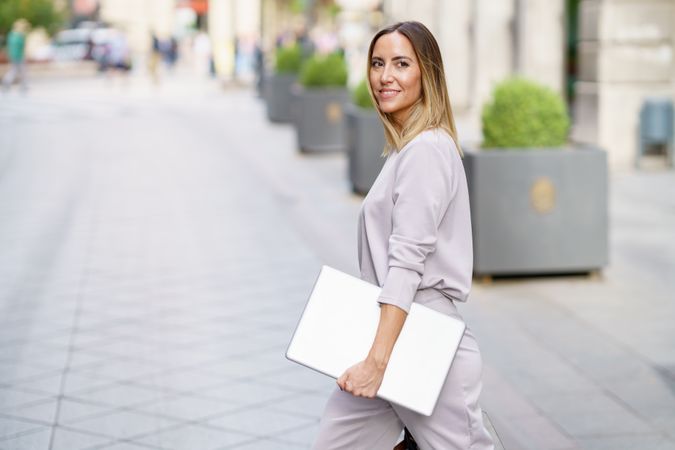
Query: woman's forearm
[{"left": 367, "top": 304, "right": 408, "bottom": 370}]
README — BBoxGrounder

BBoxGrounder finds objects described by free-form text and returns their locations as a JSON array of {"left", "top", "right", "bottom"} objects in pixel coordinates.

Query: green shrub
[
  {"left": 299, "top": 52, "right": 348, "bottom": 88},
  {"left": 275, "top": 44, "right": 302, "bottom": 74},
  {"left": 0, "top": 0, "right": 64, "bottom": 36},
  {"left": 481, "top": 78, "right": 570, "bottom": 148},
  {"left": 352, "top": 79, "right": 375, "bottom": 109}
]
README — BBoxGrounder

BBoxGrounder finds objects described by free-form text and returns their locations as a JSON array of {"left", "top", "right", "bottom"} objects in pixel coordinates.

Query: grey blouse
[{"left": 357, "top": 128, "right": 473, "bottom": 313}]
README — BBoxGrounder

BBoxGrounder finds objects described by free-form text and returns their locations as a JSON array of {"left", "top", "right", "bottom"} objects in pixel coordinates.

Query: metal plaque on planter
[
  {"left": 326, "top": 102, "right": 343, "bottom": 123},
  {"left": 530, "top": 177, "right": 556, "bottom": 214}
]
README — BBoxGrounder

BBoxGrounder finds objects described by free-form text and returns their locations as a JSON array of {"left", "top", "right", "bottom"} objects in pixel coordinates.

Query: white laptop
[{"left": 286, "top": 266, "right": 466, "bottom": 417}]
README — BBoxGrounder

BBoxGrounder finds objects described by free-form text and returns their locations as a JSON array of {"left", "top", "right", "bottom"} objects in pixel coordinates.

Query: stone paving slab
[{"left": 1, "top": 74, "right": 674, "bottom": 449}]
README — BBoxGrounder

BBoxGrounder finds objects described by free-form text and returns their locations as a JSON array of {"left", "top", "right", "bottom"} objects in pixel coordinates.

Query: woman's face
[{"left": 369, "top": 31, "right": 422, "bottom": 126}]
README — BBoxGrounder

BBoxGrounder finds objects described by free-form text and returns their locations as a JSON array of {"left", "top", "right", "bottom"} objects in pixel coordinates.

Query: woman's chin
[{"left": 378, "top": 105, "right": 399, "bottom": 115}]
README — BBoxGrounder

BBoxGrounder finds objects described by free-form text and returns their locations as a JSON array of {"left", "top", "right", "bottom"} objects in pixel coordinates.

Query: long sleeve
[{"left": 377, "top": 139, "right": 455, "bottom": 313}]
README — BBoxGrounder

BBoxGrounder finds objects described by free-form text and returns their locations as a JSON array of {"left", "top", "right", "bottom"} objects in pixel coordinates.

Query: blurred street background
[{"left": 2, "top": 1, "right": 675, "bottom": 449}]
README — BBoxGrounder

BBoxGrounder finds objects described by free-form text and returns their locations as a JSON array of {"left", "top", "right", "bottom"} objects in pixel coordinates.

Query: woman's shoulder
[
  {"left": 420, "top": 128, "right": 457, "bottom": 147},
  {"left": 400, "top": 128, "right": 458, "bottom": 161}
]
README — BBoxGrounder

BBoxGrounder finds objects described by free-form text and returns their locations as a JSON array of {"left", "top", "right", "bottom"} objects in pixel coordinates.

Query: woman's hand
[
  {"left": 337, "top": 304, "right": 406, "bottom": 398},
  {"left": 337, "top": 357, "right": 386, "bottom": 398}
]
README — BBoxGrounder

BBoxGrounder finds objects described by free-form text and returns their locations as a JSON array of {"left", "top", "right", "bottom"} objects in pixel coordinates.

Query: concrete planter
[
  {"left": 345, "top": 105, "right": 386, "bottom": 194},
  {"left": 464, "top": 146, "right": 608, "bottom": 276},
  {"left": 295, "top": 87, "right": 349, "bottom": 153},
  {"left": 264, "top": 73, "right": 296, "bottom": 123},
  {"left": 290, "top": 84, "right": 302, "bottom": 127}
]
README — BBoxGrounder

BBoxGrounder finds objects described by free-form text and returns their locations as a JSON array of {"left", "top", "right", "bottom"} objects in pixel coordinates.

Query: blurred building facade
[
  {"left": 69, "top": 0, "right": 673, "bottom": 168},
  {"left": 98, "top": 0, "right": 174, "bottom": 52},
  {"left": 385, "top": 0, "right": 564, "bottom": 124},
  {"left": 382, "top": 0, "right": 675, "bottom": 168},
  {"left": 93, "top": 0, "right": 259, "bottom": 77},
  {"left": 572, "top": 0, "right": 674, "bottom": 167}
]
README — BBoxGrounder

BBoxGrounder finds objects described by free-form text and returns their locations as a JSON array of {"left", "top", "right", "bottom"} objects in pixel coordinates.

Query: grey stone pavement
[{"left": 0, "top": 71, "right": 674, "bottom": 450}]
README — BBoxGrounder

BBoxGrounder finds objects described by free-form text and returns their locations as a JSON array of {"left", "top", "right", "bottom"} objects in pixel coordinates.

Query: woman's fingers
[
  {"left": 337, "top": 371, "right": 348, "bottom": 391},
  {"left": 339, "top": 362, "right": 382, "bottom": 397},
  {"left": 338, "top": 362, "right": 384, "bottom": 397}
]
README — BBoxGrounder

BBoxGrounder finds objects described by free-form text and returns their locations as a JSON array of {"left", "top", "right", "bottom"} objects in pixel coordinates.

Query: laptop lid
[{"left": 286, "top": 266, "right": 466, "bottom": 416}]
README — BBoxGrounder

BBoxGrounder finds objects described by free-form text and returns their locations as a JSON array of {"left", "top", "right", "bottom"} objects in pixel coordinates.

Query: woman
[
  {"left": 2, "top": 19, "right": 29, "bottom": 92},
  {"left": 313, "top": 22, "right": 494, "bottom": 450}
]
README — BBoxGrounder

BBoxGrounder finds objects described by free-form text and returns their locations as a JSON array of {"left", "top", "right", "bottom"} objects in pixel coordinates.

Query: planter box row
[
  {"left": 263, "top": 72, "right": 386, "bottom": 194},
  {"left": 260, "top": 74, "right": 608, "bottom": 277}
]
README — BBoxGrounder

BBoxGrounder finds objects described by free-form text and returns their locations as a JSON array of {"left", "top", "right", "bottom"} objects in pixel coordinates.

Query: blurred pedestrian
[
  {"left": 109, "top": 31, "right": 131, "bottom": 72},
  {"left": 313, "top": 21, "right": 495, "bottom": 450},
  {"left": 2, "top": 19, "right": 30, "bottom": 93},
  {"left": 163, "top": 36, "right": 178, "bottom": 70},
  {"left": 295, "top": 25, "right": 314, "bottom": 60},
  {"left": 193, "top": 31, "right": 212, "bottom": 77},
  {"left": 96, "top": 30, "right": 131, "bottom": 86},
  {"left": 148, "top": 32, "right": 161, "bottom": 84},
  {"left": 254, "top": 40, "right": 264, "bottom": 92}
]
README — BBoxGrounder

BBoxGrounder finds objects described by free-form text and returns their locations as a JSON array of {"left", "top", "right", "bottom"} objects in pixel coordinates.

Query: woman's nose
[{"left": 380, "top": 64, "right": 394, "bottom": 83}]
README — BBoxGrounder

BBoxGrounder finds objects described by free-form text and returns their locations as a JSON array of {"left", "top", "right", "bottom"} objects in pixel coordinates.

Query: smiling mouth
[{"left": 379, "top": 89, "right": 400, "bottom": 99}]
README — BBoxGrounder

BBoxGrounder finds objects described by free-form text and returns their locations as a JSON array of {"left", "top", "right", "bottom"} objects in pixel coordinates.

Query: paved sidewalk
[{"left": 1, "top": 74, "right": 674, "bottom": 450}]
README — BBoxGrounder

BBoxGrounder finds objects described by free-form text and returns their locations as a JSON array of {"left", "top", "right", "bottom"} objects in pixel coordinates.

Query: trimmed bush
[
  {"left": 275, "top": 44, "right": 302, "bottom": 74},
  {"left": 482, "top": 78, "right": 570, "bottom": 148},
  {"left": 0, "top": 0, "right": 64, "bottom": 36},
  {"left": 352, "top": 79, "right": 375, "bottom": 109},
  {"left": 299, "top": 52, "right": 348, "bottom": 88}
]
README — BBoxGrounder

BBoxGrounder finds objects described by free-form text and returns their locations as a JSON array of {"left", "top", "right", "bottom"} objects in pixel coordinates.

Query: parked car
[
  {"left": 50, "top": 23, "right": 117, "bottom": 63},
  {"left": 51, "top": 28, "right": 93, "bottom": 61}
]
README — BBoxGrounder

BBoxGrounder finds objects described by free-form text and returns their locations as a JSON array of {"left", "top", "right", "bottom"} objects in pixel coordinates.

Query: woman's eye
[
  {"left": 372, "top": 60, "right": 383, "bottom": 68},
  {"left": 397, "top": 61, "right": 409, "bottom": 68}
]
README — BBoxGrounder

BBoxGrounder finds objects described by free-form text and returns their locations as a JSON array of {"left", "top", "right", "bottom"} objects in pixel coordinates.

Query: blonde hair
[{"left": 367, "top": 21, "right": 462, "bottom": 156}]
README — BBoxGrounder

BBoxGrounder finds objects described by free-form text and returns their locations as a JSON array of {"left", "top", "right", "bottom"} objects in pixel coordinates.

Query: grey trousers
[{"left": 313, "top": 296, "right": 494, "bottom": 450}]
